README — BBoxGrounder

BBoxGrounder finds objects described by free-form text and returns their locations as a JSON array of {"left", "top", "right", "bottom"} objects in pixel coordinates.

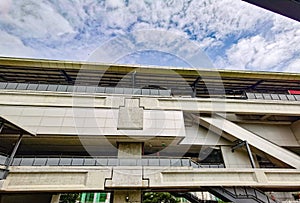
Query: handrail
[
  {"left": 219, "top": 187, "right": 272, "bottom": 203},
  {"left": 9, "top": 156, "right": 225, "bottom": 168}
]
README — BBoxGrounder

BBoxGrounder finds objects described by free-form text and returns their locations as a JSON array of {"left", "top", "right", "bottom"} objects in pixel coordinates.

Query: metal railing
[
  {"left": 0, "top": 82, "right": 172, "bottom": 96},
  {"left": 7, "top": 156, "right": 225, "bottom": 168},
  {"left": 216, "top": 186, "right": 274, "bottom": 203},
  {"left": 246, "top": 92, "right": 300, "bottom": 101}
]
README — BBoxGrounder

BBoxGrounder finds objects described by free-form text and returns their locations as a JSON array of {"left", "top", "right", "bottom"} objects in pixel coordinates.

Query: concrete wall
[
  {"left": 291, "top": 120, "right": 300, "bottom": 144},
  {"left": 221, "top": 146, "right": 253, "bottom": 168},
  {"left": 182, "top": 124, "right": 231, "bottom": 145},
  {"left": 240, "top": 123, "right": 299, "bottom": 147},
  {"left": 0, "top": 106, "right": 185, "bottom": 138}
]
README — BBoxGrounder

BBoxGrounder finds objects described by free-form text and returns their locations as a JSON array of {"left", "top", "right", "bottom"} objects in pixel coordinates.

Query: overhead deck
[{"left": 0, "top": 57, "right": 299, "bottom": 98}]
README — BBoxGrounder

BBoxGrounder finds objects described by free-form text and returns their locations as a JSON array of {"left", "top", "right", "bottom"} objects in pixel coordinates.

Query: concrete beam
[
  {"left": 1, "top": 166, "right": 300, "bottom": 192},
  {"left": 0, "top": 166, "right": 111, "bottom": 192},
  {"left": 0, "top": 91, "right": 300, "bottom": 116},
  {"left": 199, "top": 116, "right": 300, "bottom": 169}
]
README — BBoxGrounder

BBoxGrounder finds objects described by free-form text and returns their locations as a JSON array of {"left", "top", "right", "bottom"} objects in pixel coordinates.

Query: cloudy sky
[{"left": 0, "top": 0, "right": 299, "bottom": 72}]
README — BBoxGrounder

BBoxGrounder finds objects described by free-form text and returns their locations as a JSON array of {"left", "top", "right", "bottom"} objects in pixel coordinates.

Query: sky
[{"left": 0, "top": 0, "right": 299, "bottom": 72}]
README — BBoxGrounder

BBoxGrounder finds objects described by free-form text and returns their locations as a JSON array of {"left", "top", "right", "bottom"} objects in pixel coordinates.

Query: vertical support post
[
  {"left": 191, "top": 76, "right": 201, "bottom": 98},
  {"left": 132, "top": 71, "right": 136, "bottom": 88},
  {"left": 1, "top": 132, "right": 24, "bottom": 179},
  {"left": 244, "top": 141, "right": 255, "bottom": 168},
  {"left": 0, "top": 122, "right": 4, "bottom": 134},
  {"left": 6, "top": 133, "right": 23, "bottom": 168}
]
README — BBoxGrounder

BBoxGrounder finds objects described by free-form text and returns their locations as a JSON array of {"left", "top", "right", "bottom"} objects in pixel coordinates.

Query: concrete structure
[{"left": 0, "top": 57, "right": 299, "bottom": 203}]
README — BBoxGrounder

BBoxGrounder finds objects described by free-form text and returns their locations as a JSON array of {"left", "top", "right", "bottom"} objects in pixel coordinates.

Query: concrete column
[
  {"left": 113, "top": 190, "right": 142, "bottom": 203},
  {"left": 118, "top": 142, "right": 143, "bottom": 158},
  {"left": 50, "top": 194, "right": 61, "bottom": 203},
  {"left": 113, "top": 143, "right": 143, "bottom": 203}
]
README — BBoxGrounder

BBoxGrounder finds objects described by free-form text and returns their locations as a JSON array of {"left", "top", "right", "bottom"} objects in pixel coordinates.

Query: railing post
[
  {"left": 245, "top": 141, "right": 256, "bottom": 168},
  {"left": 1, "top": 132, "right": 23, "bottom": 179}
]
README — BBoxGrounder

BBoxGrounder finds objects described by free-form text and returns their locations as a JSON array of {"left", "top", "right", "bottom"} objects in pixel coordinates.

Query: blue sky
[{"left": 0, "top": 0, "right": 299, "bottom": 72}]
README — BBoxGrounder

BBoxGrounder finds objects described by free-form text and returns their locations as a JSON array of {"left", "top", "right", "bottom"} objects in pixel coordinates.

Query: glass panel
[
  {"left": 95, "top": 158, "right": 108, "bottom": 166},
  {"left": 148, "top": 159, "right": 159, "bottom": 166},
  {"left": 114, "top": 88, "right": 124, "bottom": 94},
  {"left": 123, "top": 88, "right": 133, "bottom": 94},
  {"left": 294, "top": 95, "right": 300, "bottom": 101},
  {"left": 0, "top": 82, "right": 7, "bottom": 89},
  {"left": 46, "top": 158, "right": 59, "bottom": 166},
  {"left": 12, "top": 158, "right": 22, "bottom": 166},
  {"left": 141, "top": 159, "right": 148, "bottom": 166},
  {"left": 20, "top": 158, "right": 34, "bottom": 166},
  {"left": 6, "top": 83, "right": 18, "bottom": 89},
  {"left": 106, "top": 87, "right": 114, "bottom": 94},
  {"left": 279, "top": 94, "right": 288, "bottom": 100},
  {"left": 57, "top": 85, "right": 68, "bottom": 92},
  {"left": 0, "top": 155, "right": 7, "bottom": 165},
  {"left": 17, "top": 83, "right": 28, "bottom": 90},
  {"left": 37, "top": 84, "right": 48, "bottom": 91},
  {"left": 33, "top": 158, "right": 47, "bottom": 166},
  {"left": 47, "top": 84, "right": 58, "bottom": 91},
  {"left": 96, "top": 87, "right": 105, "bottom": 93},
  {"left": 59, "top": 158, "right": 72, "bottom": 166},
  {"left": 27, "top": 84, "right": 38, "bottom": 90},
  {"left": 107, "top": 158, "right": 118, "bottom": 166},
  {"left": 66, "top": 86, "right": 74, "bottom": 92},
  {"left": 287, "top": 95, "right": 296, "bottom": 101},
  {"left": 150, "top": 89, "right": 159, "bottom": 95},
  {"left": 72, "top": 158, "right": 84, "bottom": 166},
  {"left": 133, "top": 88, "right": 141, "bottom": 95},
  {"left": 262, "top": 93, "right": 271, "bottom": 100},
  {"left": 86, "top": 86, "right": 96, "bottom": 93},
  {"left": 254, "top": 93, "right": 263, "bottom": 99},
  {"left": 170, "top": 159, "right": 181, "bottom": 166},
  {"left": 119, "top": 158, "right": 136, "bottom": 166},
  {"left": 159, "top": 159, "right": 170, "bottom": 166},
  {"left": 181, "top": 159, "right": 190, "bottom": 167},
  {"left": 83, "top": 159, "right": 96, "bottom": 166},
  {"left": 142, "top": 89, "right": 150, "bottom": 95},
  {"left": 271, "top": 94, "right": 280, "bottom": 100},
  {"left": 76, "top": 86, "right": 87, "bottom": 92}
]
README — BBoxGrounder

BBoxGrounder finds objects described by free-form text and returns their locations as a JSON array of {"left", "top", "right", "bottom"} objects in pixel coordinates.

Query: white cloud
[
  {"left": 0, "top": 30, "right": 38, "bottom": 57},
  {"left": 0, "top": 0, "right": 299, "bottom": 72},
  {"left": 216, "top": 14, "right": 300, "bottom": 71}
]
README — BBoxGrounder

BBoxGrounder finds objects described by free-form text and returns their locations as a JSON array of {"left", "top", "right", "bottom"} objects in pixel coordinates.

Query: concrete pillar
[
  {"left": 113, "top": 190, "right": 142, "bottom": 203},
  {"left": 113, "top": 143, "right": 143, "bottom": 203},
  {"left": 118, "top": 142, "right": 143, "bottom": 158},
  {"left": 50, "top": 194, "right": 61, "bottom": 203}
]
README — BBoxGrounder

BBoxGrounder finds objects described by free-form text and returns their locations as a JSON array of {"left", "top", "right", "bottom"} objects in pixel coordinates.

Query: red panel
[{"left": 288, "top": 90, "right": 300, "bottom": 95}]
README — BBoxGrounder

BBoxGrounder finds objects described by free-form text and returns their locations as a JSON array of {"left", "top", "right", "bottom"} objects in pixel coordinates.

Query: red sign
[{"left": 288, "top": 90, "right": 300, "bottom": 95}]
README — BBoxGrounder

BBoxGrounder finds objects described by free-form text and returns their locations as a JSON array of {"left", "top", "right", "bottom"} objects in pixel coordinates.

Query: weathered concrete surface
[
  {"left": 1, "top": 166, "right": 300, "bottom": 192},
  {"left": 0, "top": 166, "right": 111, "bottom": 192},
  {"left": 221, "top": 146, "right": 255, "bottom": 168},
  {"left": 118, "top": 143, "right": 143, "bottom": 158}
]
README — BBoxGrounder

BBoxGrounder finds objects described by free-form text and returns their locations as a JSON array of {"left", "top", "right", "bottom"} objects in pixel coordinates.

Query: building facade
[{"left": 0, "top": 57, "right": 299, "bottom": 203}]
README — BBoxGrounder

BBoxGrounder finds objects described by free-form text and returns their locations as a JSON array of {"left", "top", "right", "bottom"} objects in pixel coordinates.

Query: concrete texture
[
  {"left": 1, "top": 166, "right": 299, "bottom": 192},
  {"left": 113, "top": 190, "right": 141, "bottom": 203}
]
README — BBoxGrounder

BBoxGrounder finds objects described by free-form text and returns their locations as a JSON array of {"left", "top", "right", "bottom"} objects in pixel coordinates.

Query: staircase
[
  {"left": 206, "top": 186, "right": 277, "bottom": 203},
  {"left": 171, "top": 192, "right": 217, "bottom": 203}
]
